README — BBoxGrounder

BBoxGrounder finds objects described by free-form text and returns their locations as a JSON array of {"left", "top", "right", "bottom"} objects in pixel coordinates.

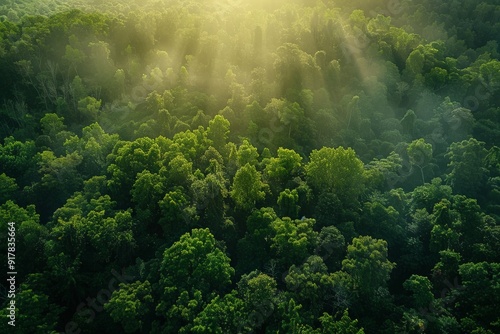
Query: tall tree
[
  {"left": 105, "top": 281, "right": 154, "bottom": 333},
  {"left": 306, "top": 146, "right": 365, "bottom": 203},
  {"left": 342, "top": 236, "right": 395, "bottom": 297},
  {"left": 230, "top": 163, "right": 265, "bottom": 211},
  {"left": 156, "top": 228, "right": 234, "bottom": 333},
  {"left": 407, "top": 138, "right": 433, "bottom": 184}
]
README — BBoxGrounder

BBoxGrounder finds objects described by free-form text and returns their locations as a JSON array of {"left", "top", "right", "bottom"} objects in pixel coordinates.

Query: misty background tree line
[{"left": 0, "top": 0, "right": 499, "bottom": 333}]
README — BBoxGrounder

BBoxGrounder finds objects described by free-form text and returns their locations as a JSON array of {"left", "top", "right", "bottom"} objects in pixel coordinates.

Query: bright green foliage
[
  {"left": 237, "top": 271, "right": 277, "bottom": 331},
  {"left": 39, "top": 113, "right": 69, "bottom": 151},
  {"left": 165, "top": 154, "right": 193, "bottom": 188},
  {"left": 200, "top": 146, "right": 224, "bottom": 174},
  {"left": 271, "top": 217, "right": 318, "bottom": 268},
  {"left": 342, "top": 236, "right": 395, "bottom": 296},
  {"left": 105, "top": 281, "right": 153, "bottom": 333},
  {"left": 277, "top": 298, "right": 312, "bottom": 334},
  {"left": 108, "top": 138, "right": 158, "bottom": 181},
  {"left": 191, "top": 292, "right": 246, "bottom": 333},
  {"left": 207, "top": 115, "right": 230, "bottom": 152},
  {"left": 432, "top": 249, "right": 461, "bottom": 280},
  {"left": 46, "top": 194, "right": 135, "bottom": 306},
  {"left": 49, "top": 207, "right": 135, "bottom": 265},
  {"left": 77, "top": 96, "right": 102, "bottom": 124},
  {"left": 40, "top": 113, "right": 66, "bottom": 136},
  {"left": 190, "top": 272, "right": 277, "bottom": 333},
  {"left": 131, "top": 171, "right": 164, "bottom": 208},
  {"left": 0, "top": 201, "right": 46, "bottom": 277},
  {"left": 479, "top": 60, "right": 500, "bottom": 94},
  {"left": 38, "top": 150, "right": 83, "bottom": 188},
  {"left": 319, "top": 309, "right": 365, "bottom": 334},
  {"left": 0, "top": 137, "right": 38, "bottom": 182},
  {"left": 406, "top": 48, "right": 425, "bottom": 75},
  {"left": 411, "top": 177, "right": 452, "bottom": 213},
  {"left": 236, "top": 139, "right": 259, "bottom": 167},
  {"left": 247, "top": 207, "right": 278, "bottom": 236},
  {"left": 51, "top": 177, "right": 110, "bottom": 221},
  {"left": 306, "top": 146, "right": 365, "bottom": 202},
  {"left": 172, "top": 129, "right": 207, "bottom": 161},
  {"left": 277, "top": 188, "right": 300, "bottom": 218},
  {"left": 264, "top": 147, "right": 303, "bottom": 193},
  {"left": 65, "top": 122, "right": 119, "bottom": 176},
  {"left": 230, "top": 163, "right": 265, "bottom": 210},
  {"left": 107, "top": 137, "right": 167, "bottom": 203},
  {"left": 159, "top": 227, "right": 235, "bottom": 293},
  {"left": 157, "top": 228, "right": 234, "bottom": 332},
  {"left": 366, "top": 151, "right": 404, "bottom": 190}
]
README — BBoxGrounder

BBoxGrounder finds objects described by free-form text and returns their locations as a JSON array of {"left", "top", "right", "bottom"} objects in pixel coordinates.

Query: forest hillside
[{"left": 0, "top": 0, "right": 499, "bottom": 333}]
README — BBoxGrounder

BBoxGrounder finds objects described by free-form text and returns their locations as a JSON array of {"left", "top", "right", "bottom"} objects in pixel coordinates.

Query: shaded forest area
[{"left": 0, "top": 0, "right": 499, "bottom": 333}]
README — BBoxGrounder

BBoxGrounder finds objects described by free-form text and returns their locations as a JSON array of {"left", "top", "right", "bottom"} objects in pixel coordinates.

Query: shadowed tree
[
  {"left": 446, "top": 138, "right": 488, "bottom": 198},
  {"left": 342, "top": 236, "right": 395, "bottom": 298}
]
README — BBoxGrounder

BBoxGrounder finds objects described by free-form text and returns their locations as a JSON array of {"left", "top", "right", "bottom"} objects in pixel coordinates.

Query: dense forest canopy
[{"left": 0, "top": 0, "right": 499, "bottom": 333}]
